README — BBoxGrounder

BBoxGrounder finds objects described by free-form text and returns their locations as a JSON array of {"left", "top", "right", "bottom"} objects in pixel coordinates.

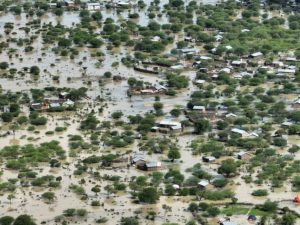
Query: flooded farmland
[{"left": 0, "top": 0, "right": 300, "bottom": 225}]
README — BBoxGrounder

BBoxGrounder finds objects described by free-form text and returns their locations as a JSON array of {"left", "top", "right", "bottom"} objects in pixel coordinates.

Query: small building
[
  {"left": 170, "top": 64, "right": 184, "bottom": 70},
  {"left": 86, "top": 3, "right": 101, "bottom": 10},
  {"left": 62, "top": 99, "right": 75, "bottom": 107},
  {"left": 30, "top": 102, "right": 49, "bottom": 111},
  {"left": 250, "top": 52, "right": 263, "bottom": 58},
  {"left": 145, "top": 161, "right": 162, "bottom": 171},
  {"left": 198, "top": 180, "right": 211, "bottom": 189},
  {"left": 241, "top": 29, "right": 250, "bottom": 32},
  {"left": 116, "top": 1, "right": 130, "bottom": 7},
  {"left": 220, "top": 222, "right": 236, "bottom": 225},
  {"left": 200, "top": 56, "right": 212, "bottom": 60},
  {"left": 293, "top": 99, "right": 300, "bottom": 109},
  {"left": 49, "top": 102, "right": 61, "bottom": 108},
  {"left": 194, "top": 79, "right": 206, "bottom": 85},
  {"left": 180, "top": 48, "right": 197, "bottom": 54},
  {"left": 59, "top": 92, "right": 69, "bottom": 99},
  {"left": 202, "top": 156, "right": 216, "bottom": 163},
  {"left": 231, "top": 60, "right": 246, "bottom": 67},
  {"left": 64, "top": 0, "right": 75, "bottom": 7},
  {"left": 214, "top": 34, "right": 223, "bottom": 41},
  {"left": 231, "top": 128, "right": 249, "bottom": 138},
  {"left": 281, "top": 121, "right": 294, "bottom": 128},
  {"left": 154, "top": 83, "right": 167, "bottom": 92},
  {"left": 219, "top": 68, "right": 231, "bottom": 73},
  {"left": 48, "top": 3, "right": 57, "bottom": 8},
  {"left": 192, "top": 105, "right": 206, "bottom": 112},
  {"left": 184, "top": 36, "right": 195, "bottom": 42},
  {"left": 237, "top": 151, "right": 251, "bottom": 161},
  {"left": 211, "top": 174, "right": 225, "bottom": 183},
  {"left": 151, "top": 36, "right": 161, "bottom": 42},
  {"left": 285, "top": 57, "right": 297, "bottom": 62},
  {"left": 192, "top": 61, "right": 201, "bottom": 68},
  {"left": 272, "top": 61, "right": 284, "bottom": 68},
  {"left": 277, "top": 68, "right": 296, "bottom": 74},
  {"left": 225, "top": 113, "right": 237, "bottom": 118},
  {"left": 131, "top": 153, "right": 146, "bottom": 165},
  {"left": 156, "top": 119, "right": 182, "bottom": 132}
]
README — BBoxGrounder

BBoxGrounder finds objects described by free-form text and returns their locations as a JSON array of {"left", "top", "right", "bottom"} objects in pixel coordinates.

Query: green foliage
[
  {"left": 29, "top": 66, "right": 40, "bottom": 75},
  {"left": 204, "top": 189, "right": 234, "bottom": 200},
  {"left": 261, "top": 200, "right": 278, "bottom": 212},
  {"left": 138, "top": 187, "right": 160, "bottom": 203},
  {"left": 80, "top": 114, "right": 99, "bottom": 130},
  {"left": 13, "top": 215, "right": 36, "bottom": 225},
  {"left": 166, "top": 73, "right": 189, "bottom": 89},
  {"left": 194, "top": 119, "right": 211, "bottom": 134},
  {"left": 252, "top": 189, "right": 268, "bottom": 196},
  {"left": 121, "top": 217, "right": 139, "bottom": 225},
  {"left": 0, "top": 216, "right": 14, "bottom": 225},
  {"left": 218, "top": 159, "right": 238, "bottom": 177}
]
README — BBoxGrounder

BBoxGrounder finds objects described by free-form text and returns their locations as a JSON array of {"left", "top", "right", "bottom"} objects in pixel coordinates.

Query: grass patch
[
  {"left": 222, "top": 205, "right": 272, "bottom": 217},
  {"left": 249, "top": 208, "right": 271, "bottom": 217},
  {"left": 222, "top": 206, "right": 249, "bottom": 215}
]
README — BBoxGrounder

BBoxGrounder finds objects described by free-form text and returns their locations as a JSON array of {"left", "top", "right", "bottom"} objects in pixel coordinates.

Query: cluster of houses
[
  {"left": 30, "top": 92, "right": 75, "bottom": 111},
  {"left": 47, "top": 0, "right": 131, "bottom": 10},
  {"left": 151, "top": 118, "right": 183, "bottom": 134},
  {"left": 185, "top": 105, "right": 219, "bottom": 122},
  {"left": 127, "top": 83, "right": 167, "bottom": 95},
  {"left": 131, "top": 153, "right": 162, "bottom": 171}
]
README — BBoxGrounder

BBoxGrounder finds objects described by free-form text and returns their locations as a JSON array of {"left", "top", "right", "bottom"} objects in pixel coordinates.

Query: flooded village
[{"left": 1, "top": 0, "right": 300, "bottom": 224}]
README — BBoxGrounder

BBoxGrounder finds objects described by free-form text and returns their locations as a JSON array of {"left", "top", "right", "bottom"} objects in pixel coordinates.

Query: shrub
[{"left": 252, "top": 189, "right": 268, "bottom": 196}]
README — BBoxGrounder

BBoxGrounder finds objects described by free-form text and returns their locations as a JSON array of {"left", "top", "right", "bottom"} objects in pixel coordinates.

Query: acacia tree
[
  {"left": 7, "top": 194, "right": 15, "bottom": 207},
  {"left": 138, "top": 187, "right": 159, "bottom": 203},
  {"left": 41, "top": 192, "right": 56, "bottom": 204},
  {"left": 13, "top": 215, "right": 36, "bottom": 225},
  {"left": 218, "top": 159, "right": 237, "bottom": 177},
  {"left": 91, "top": 186, "right": 101, "bottom": 196},
  {"left": 167, "top": 148, "right": 181, "bottom": 162}
]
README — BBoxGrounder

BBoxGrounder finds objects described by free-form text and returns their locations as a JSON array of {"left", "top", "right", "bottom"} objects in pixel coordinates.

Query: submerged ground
[{"left": 0, "top": 0, "right": 300, "bottom": 224}]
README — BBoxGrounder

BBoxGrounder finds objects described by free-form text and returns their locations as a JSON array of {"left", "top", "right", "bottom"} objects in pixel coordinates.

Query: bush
[
  {"left": 30, "top": 66, "right": 40, "bottom": 75},
  {"left": 1, "top": 112, "right": 13, "bottom": 122},
  {"left": 212, "top": 179, "right": 228, "bottom": 188},
  {"left": 30, "top": 116, "right": 47, "bottom": 126},
  {"left": 138, "top": 187, "right": 159, "bottom": 203},
  {"left": 273, "top": 137, "right": 287, "bottom": 147},
  {"left": 91, "top": 200, "right": 100, "bottom": 206},
  {"left": 261, "top": 200, "right": 277, "bottom": 212},
  {"left": 252, "top": 189, "right": 268, "bottom": 196},
  {"left": 121, "top": 217, "right": 139, "bottom": 225},
  {"left": 206, "top": 206, "right": 220, "bottom": 217}
]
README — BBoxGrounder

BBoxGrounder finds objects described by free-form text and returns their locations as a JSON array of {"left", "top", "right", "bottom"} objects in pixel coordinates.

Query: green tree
[
  {"left": 121, "top": 217, "right": 139, "bottom": 225},
  {"left": 29, "top": 66, "right": 40, "bottom": 75},
  {"left": 41, "top": 192, "right": 56, "bottom": 203},
  {"left": 138, "top": 187, "right": 159, "bottom": 203},
  {"left": 7, "top": 194, "right": 15, "bottom": 207},
  {"left": 1, "top": 113, "right": 13, "bottom": 122},
  {"left": 0, "top": 216, "right": 14, "bottom": 225},
  {"left": 194, "top": 119, "right": 211, "bottom": 134},
  {"left": 261, "top": 200, "right": 277, "bottom": 213},
  {"left": 91, "top": 12, "right": 102, "bottom": 21},
  {"left": 0, "top": 62, "right": 9, "bottom": 70},
  {"left": 280, "top": 213, "right": 296, "bottom": 225},
  {"left": 13, "top": 215, "right": 36, "bottom": 225},
  {"left": 218, "top": 159, "right": 237, "bottom": 177},
  {"left": 153, "top": 102, "right": 163, "bottom": 111},
  {"left": 54, "top": 8, "right": 63, "bottom": 16},
  {"left": 168, "top": 148, "right": 181, "bottom": 162}
]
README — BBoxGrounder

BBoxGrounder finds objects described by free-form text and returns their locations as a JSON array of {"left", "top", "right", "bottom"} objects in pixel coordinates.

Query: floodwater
[{"left": 0, "top": 0, "right": 298, "bottom": 224}]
